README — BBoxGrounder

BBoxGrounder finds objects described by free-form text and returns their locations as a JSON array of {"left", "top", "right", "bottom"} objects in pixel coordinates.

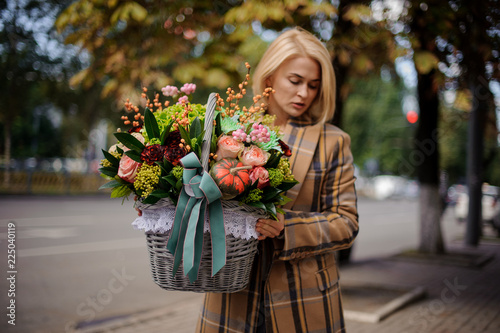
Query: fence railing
[{"left": 0, "top": 171, "right": 109, "bottom": 195}]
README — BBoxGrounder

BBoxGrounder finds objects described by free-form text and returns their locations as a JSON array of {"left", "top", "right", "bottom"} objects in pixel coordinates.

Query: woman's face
[{"left": 267, "top": 56, "right": 321, "bottom": 124}]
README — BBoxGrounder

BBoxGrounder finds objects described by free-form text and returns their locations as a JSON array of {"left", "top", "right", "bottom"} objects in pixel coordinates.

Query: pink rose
[
  {"left": 131, "top": 132, "right": 145, "bottom": 144},
  {"left": 239, "top": 145, "right": 269, "bottom": 167},
  {"left": 215, "top": 135, "right": 244, "bottom": 161},
  {"left": 118, "top": 150, "right": 141, "bottom": 183},
  {"left": 249, "top": 166, "right": 270, "bottom": 189}
]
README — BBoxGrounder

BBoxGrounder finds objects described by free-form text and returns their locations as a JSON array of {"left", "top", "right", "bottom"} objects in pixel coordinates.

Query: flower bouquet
[{"left": 99, "top": 64, "right": 297, "bottom": 292}]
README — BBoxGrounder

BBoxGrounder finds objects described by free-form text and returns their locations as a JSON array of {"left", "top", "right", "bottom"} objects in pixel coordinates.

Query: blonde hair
[{"left": 252, "top": 27, "right": 336, "bottom": 125}]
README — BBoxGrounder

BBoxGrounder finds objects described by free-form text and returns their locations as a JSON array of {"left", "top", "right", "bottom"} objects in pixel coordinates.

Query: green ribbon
[{"left": 166, "top": 152, "right": 226, "bottom": 282}]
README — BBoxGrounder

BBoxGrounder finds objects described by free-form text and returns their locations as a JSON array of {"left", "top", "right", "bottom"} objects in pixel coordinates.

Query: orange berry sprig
[
  {"left": 216, "top": 62, "right": 251, "bottom": 118},
  {"left": 122, "top": 98, "right": 143, "bottom": 127},
  {"left": 215, "top": 62, "right": 275, "bottom": 125}
]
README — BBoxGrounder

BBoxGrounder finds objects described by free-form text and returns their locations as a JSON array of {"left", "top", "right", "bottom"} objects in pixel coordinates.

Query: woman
[{"left": 197, "top": 27, "right": 359, "bottom": 333}]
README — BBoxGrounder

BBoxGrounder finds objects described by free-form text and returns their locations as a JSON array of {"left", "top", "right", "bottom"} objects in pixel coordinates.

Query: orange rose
[
  {"left": 240, "top": 145, "right": 269, "bottom": 167},
  {"left": 215, "top": 135, "right": 244, "bottom": 160}
]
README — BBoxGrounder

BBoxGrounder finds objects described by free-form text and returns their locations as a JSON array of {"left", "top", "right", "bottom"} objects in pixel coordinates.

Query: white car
[{"left": 454, "top": 184, "right": 500, "bottom": 234}]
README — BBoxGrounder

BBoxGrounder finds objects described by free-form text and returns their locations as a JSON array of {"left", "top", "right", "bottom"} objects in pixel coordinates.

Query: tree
[
  {"left": 394, "top": 0, "right": 500, "bottom": 252},
  {"left": 0, "top": 0, "right": 75, "bottom": 183},
  {"left": 56, "top": 1, "right": 401, "bottom": 130}
]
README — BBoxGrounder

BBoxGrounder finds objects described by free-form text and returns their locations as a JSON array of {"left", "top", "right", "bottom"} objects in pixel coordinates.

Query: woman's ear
[{"left": 265, "top": 77, "right": 272, "bottom": 87}]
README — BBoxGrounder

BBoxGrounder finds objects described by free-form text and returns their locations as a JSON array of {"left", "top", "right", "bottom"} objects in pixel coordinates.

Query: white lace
[{"left": 132, "top": 200, "right": 267, "bottom": 240}]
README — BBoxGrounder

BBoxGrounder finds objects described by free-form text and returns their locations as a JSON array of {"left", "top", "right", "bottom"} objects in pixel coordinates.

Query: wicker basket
[
  {"left": 146, "top": 229, "right": 258, "bottom": 292},
  {"left": 141, "top": 93, "right": 265, "bottom": 293}
]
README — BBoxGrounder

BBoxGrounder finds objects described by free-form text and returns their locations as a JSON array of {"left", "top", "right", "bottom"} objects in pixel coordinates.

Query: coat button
[{"left": 291, "top": 253, "right": 296, "bottom": 259}]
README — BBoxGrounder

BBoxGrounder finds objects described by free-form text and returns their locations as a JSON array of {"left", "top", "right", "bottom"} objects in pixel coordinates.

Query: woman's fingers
[
  {"left": 134, "top": 196, "right": 142, "bottom": 216},
  {"left": 256, "top": 213, "right": 284, "bottom": 240}
]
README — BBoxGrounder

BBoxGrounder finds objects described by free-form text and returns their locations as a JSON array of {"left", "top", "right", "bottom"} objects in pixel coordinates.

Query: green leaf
[
  {"left": 125, "top": 150, "right": 142, "bottom": 163},
  {"left": 278, "top": 180, "right": 299, "bottom": 192},
  {"left": 162, "top": 174, "right": 178, "bottom": 187},
  {"left": 99, "top": 179, "right": 122, "bottom": 190},
  {"left": 246, "top": 201, "right": 266, "bottom": 211},
  {"left": 114, "top": 132, "right": 145, "bottom": 152},
  {"left": 141, "top": 195, "right": 161, "bottom": 204},
  {"left": 190, "top": 117, "right": 202, "bottom": 138},
  {"left": 149, "top": 189, "right": 170, "bottom": 198},
  {"left": 101, "top": 149, "right": 120, "bottom": 167},
  {"left": 158, "top": 177, "right": 172, "bottom": 190},
  {"left": 276, "top": 194, "right": 293, "bottom": 206},
  {"left": 156, "top": 159, "right": 173, "bottom": 174},
  {"left": 178, "top": 125, "right": 192, "bottom": 147},
  {"left": 111, "top": 185, "right": 132, "bottom": 198},
  {"left": 160, "top": 121, "right": 174, "bottom": 145},
  {"left": 261, "top": 187, "right": 281, "bottom": 202},
  {"left": 264, "top": 202, "right": 277, "bottom": 219},
  {"left": 265, "top": 151, "right": 282, "bottom": 168},
  {"left": 214, "top": 112, "right": 223, "bottom": 137},
  {"left": 99, "top": 166, "right": 118, "bottom": 178},
  {"left": 144, "top": 108, "right": 161, "bottom": 140}
]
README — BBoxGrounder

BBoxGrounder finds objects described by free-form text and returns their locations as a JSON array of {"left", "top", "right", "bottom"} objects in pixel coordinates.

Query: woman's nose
[{"left": 297, "top": 84, "right": 308, "bottom": 98}]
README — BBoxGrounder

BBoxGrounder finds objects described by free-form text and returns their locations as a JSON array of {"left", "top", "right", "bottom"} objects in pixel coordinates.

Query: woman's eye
[
  {"left": 309, "top": 84, "right": 319, "bottom": 90},
  {"left": 289, "top": 80, "right": 300, "bottom": 85}
]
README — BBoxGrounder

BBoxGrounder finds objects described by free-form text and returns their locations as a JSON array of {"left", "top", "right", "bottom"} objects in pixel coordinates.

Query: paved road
[{"left": 0, "top": 194, "right": 465, "bottom": 332}]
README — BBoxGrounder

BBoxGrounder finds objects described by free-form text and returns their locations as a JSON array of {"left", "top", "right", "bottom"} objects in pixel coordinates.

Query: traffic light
[{"left": 406, "top": 110, "right": 418, "bottom": 124}]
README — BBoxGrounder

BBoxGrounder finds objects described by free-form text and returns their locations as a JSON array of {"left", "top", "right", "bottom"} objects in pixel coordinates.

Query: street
[{"left": 0, "top": 195, "right": 465, "bottom": 332}]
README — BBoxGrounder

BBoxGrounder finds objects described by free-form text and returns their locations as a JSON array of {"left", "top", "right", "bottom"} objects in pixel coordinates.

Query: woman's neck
[{"left": 269, "top": 110, "right": 289, "bottom": 132}]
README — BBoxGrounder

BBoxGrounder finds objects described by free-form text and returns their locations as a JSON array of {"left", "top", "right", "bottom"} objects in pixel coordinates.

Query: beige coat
[{"left": 197, "top": 120, "right": 359, "bottom": 333}]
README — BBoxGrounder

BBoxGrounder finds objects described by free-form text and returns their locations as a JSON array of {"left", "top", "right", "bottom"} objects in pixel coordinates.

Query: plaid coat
[{"left": 197, "top": 119, "right": 359, "bottom": 333}]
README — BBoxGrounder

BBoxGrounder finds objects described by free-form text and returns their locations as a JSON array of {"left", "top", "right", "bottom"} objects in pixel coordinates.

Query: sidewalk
[{"left": 71, "top": 239, "right": 500, "bottom": 333}]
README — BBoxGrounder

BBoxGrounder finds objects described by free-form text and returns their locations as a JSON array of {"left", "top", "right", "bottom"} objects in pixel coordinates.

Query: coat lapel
[{"left": 282, "top": 122, "right": 322, "bottom": 209}]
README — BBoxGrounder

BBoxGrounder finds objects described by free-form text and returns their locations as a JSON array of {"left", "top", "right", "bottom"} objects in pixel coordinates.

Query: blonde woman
[{"left": 197, "top": 27, "right": 359, "bottom": 333}]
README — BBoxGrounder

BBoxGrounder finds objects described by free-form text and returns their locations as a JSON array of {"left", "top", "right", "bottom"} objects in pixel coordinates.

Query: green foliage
[{"left": 343, "top": 74, "right": 413, "bottom": 176}]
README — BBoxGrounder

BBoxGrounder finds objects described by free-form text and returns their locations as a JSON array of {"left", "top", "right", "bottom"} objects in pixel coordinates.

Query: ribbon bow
[{"left": 166, "top": 152, "right": 226, "bottom": 282}]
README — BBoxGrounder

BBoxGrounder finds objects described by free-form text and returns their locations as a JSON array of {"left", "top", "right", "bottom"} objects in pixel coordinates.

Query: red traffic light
[{"left": 406, "top": 110, "right": 418, "bottom": 124}]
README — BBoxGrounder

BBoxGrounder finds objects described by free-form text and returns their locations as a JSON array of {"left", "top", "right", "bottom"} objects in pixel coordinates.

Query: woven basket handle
[{"left": 201, "top": 93, "right": 217, "bottom": 171}]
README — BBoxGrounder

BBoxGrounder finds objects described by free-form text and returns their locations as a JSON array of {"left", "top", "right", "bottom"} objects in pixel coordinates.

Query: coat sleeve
[{"left": 277, "top": 131, "right": 359, "bottom": 261}]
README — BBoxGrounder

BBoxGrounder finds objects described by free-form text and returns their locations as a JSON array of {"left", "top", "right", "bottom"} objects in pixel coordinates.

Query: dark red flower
[
  {"left": 128, "top": 125, "right": 143, "bottom": 133},
  {"left": 141, "top": 144, "right": 165, "bottom": 165},
  {"left": 278, "top": 140, "right": 292, "bottom": 157},
  {"left": 164, "top": 131, "right": 187, "bottom": 166}
]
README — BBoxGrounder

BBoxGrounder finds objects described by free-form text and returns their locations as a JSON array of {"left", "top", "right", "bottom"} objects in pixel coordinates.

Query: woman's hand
[
  {"left": 134, "top": 196, "right": 142, "bottom": 216},
  {"left": 256, "top": 213, "right": 284, "bottom": 240}
]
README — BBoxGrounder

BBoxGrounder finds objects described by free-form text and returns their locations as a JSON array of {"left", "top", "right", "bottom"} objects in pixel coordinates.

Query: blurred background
[
  {"left": 1, "top": 0, "right": 499, "bottom": 241},
  {"left": 1, "top": 1, "right": 500, "bottom": 332}
]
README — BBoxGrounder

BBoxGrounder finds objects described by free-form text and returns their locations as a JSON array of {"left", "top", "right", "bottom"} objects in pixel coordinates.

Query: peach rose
[
  {"left": 215, "top": 135, "right": 244, "bottom": 161},
  {"left": 118, "top": 149, "right": 141, "bottom": 183},
  {"left": 249, "top": 166, "right": 270, "bottom": 189},
  {"left": 240, "top": 145, "right": 269, "bottom": 167},
  {"left": 131, "top": 132, "right": 145, "bottom": 144}
]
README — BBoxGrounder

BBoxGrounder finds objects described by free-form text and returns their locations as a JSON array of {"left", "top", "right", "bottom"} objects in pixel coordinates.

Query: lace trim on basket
[{"left": 132, "top": 199, "right": 267, "bottom": 240}]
